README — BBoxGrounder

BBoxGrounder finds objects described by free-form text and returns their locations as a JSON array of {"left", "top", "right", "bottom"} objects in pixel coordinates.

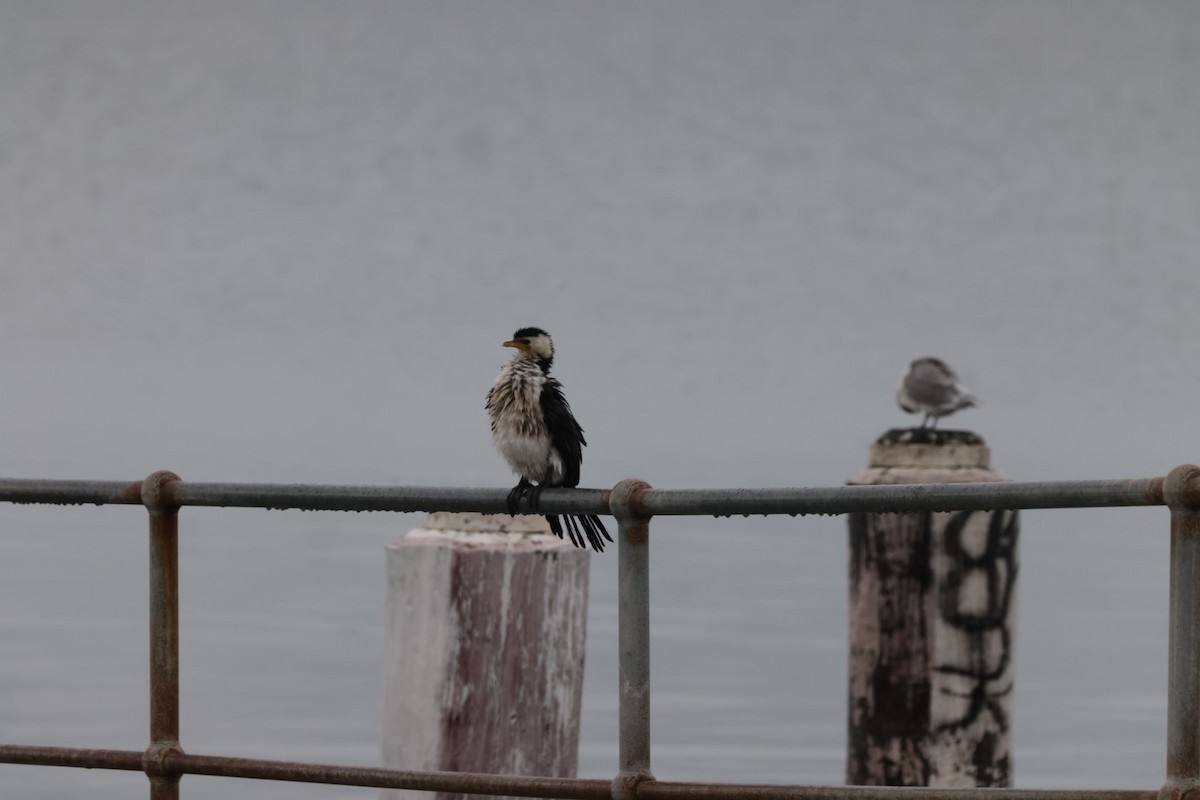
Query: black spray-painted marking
[{"left": 934, "top": 508, "right": 1019, "bottom": 734}]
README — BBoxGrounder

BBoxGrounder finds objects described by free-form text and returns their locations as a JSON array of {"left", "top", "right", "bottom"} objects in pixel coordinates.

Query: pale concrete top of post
[
  {"left": 423, "top": 511, "right": 551, "bottom": 533},
  {"left": 848, "top": 428, "right": 1005, "bottom": 485},
  {"left": 393, "top": 512, "right": 581, "bottom": 552}
]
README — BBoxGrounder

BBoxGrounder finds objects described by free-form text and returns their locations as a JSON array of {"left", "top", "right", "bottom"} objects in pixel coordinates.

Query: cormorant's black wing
[{"left": 540, "top": 376, "right": 585, "bottom": 488}]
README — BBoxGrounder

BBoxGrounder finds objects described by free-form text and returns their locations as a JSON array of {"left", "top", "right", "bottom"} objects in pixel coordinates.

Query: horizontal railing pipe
[
  {"left": 0, "top": 746, "right": 1160, "bottom": 800},
  {"left": 635, "top": 478, "right": 1170, "bottom": 516},
  {"left": 170, "top": 482, "right": 515, "bottom": 513},
  {"left": 0, "top": 744, "right": 145, "bottom": 771},
  {"left": 167, "top": 752, "right": 613, "bottom": 798},
  {"left": 0, "top": 477, "right": 1183, "bottom": 517},
  {"left": 0, "top": 746, "right": 612, "bottom": 799},
  {"left": 637, "top": 780, "right": 1159, "bottom": 800},
  {"left": 0, "top": 479, "right": 143, "bottom": 506}
]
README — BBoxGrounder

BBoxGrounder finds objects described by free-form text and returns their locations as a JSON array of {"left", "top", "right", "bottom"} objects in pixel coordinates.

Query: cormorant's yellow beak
[{"left": 503, "top": 340, "right": 531, "bottom": 351}]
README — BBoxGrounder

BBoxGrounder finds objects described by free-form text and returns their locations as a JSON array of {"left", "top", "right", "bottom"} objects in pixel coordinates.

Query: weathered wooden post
[
  {"left": 381, "top": 512, "right": 589, "bottom": 800},
  {"left": 846, "top": 429, "right": 1018, "bottom": 787}
]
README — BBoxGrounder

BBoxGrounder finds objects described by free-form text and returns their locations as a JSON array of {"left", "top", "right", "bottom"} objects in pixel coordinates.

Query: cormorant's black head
[{"left": 503, "top": 327, "right": 555, "bottom": 366}]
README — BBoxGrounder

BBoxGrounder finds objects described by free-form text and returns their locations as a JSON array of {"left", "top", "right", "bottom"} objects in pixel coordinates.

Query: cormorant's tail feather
[
  {"left": 562, "top": 515, "right": 586, "bottom": 549},
  {"left": 579, "top": 514, "right": 612, "bottom": 552},
  {"left": 546, "top": 514, "right": 583, "bottom": 549},
  {"left": 546, "top": 514, "right": 611, "bottom": 553}
]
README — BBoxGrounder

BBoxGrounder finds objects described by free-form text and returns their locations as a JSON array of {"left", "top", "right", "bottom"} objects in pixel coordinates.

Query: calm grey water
[{"left": 1, "top": 2, "right": 1198, "bottom": 797}]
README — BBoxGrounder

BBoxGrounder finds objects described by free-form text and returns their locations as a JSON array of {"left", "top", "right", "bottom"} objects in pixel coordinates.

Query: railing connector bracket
[
  {"left": 141, "top": 471, "right": 182, "bottom": 515},
  {"left": 141, "top": 741, "right": 184, "bottom": 782},
  {"left": 611, "top": 769, "right": 654, "bottom": 800}
]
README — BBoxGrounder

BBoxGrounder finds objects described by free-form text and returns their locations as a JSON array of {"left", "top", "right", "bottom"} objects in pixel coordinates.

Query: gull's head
[
  {"left": 503, "top": 327, "right": 555, "bottom": 362},
  {"left": 908, "top": 356, "right": 954, "bottom": 378}
]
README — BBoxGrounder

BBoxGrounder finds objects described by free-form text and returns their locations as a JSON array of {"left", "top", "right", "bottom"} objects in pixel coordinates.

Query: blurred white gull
[{"left": 896, "top": 357, "right": 977, "bottom": 429}]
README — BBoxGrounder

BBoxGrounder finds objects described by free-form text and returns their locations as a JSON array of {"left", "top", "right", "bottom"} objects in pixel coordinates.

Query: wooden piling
[
  {"left": 846, "top": 429, "right": 1019, "bottom": 787},
  {"left": 381, "top": 512, "right": 589, "bottom": 800}
]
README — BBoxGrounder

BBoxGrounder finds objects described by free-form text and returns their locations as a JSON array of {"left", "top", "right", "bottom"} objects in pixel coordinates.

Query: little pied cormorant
[
  {"left": 486, "top": 327, "right": 611, "bottom": 552},
  {"left": 897, "top": 356, "right": 977, "bottom": 429}
]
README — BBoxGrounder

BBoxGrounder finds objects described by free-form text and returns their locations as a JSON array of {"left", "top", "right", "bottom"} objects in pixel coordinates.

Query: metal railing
[{"left": 1, "top": 466, "right": 1199, "bottom": 800}]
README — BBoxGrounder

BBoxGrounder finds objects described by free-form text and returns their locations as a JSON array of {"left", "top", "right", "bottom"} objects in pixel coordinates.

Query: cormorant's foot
[
  {"left": 526, "top": 484, "right": 546, "bottom": 513},
  {"left": 505, "top": 486, "right": 522, "bottom": 514},
  {"left": 506, "top": 479, "right": 533, "bottom": 515}
]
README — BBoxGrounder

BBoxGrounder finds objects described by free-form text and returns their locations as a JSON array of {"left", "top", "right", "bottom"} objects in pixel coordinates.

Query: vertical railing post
[
  {"left": 610, "top": 479, "right": 653, "bottom": 800},
  {"left": 142, "top": 471, "right": 184, "bottom": 800},
  {"left": 1162, "top": 464, "right": 1200, "bottom": 800}
]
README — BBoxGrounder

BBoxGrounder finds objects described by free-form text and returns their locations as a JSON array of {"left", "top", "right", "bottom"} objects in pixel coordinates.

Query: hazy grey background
[{"left": 1, "top": 1, "right": 1197, "bottom": 797}]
